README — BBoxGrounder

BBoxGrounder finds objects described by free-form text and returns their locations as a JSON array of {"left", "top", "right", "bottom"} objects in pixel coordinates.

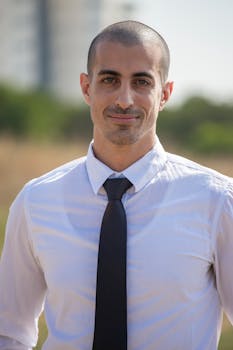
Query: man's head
[
  {"left": 80, "top": 20, "right": 173, "bottom": 161},
  {"left": 87, "top": 20, "right": 170, "bottom": 84}
]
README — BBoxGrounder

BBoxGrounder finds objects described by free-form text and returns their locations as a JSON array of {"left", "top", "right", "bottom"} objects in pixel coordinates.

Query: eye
[
  {"left": 134, "top": 79, "right": 151, "bottom": 87},
  {"left": 101, "top": 77, "right": 117, "bottom": 84}
]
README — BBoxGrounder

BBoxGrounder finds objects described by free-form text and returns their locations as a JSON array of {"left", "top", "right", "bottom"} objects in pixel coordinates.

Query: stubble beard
[
  {"left": 101, "top": 105, "right": 145, "bottom": 145},
  {"left": 104, "top": 125, "right": 141, "bottom": 146}
]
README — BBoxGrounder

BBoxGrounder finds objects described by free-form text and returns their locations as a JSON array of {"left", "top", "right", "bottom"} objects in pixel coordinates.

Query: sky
[{"left": 131, "top": 0, "right": 233, "bottom": 106}]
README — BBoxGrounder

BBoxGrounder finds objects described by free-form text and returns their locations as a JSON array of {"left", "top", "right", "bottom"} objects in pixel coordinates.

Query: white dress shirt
[{"left": 0, "top": 138, "right": 233, "bottom": 350}]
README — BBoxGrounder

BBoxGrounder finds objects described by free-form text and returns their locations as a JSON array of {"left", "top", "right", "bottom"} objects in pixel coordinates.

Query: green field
[{"left": 0, "top": 138, "right": 232, "bottom": 349}]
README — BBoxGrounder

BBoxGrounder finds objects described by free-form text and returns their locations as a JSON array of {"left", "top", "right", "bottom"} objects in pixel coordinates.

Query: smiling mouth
[{"left": 108, "top": 114, "right": 139, "bottom": 123}]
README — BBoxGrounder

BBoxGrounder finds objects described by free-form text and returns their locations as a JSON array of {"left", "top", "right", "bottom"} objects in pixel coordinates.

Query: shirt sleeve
[
  {"left": 0, "top": 336, "right": 32, "bottom": 350},
  {"left": 0, "top": 185, "right": 47, "bottom": 348},
  {"left": 214, "top": 180, "right": 233, "bottom": 324}
]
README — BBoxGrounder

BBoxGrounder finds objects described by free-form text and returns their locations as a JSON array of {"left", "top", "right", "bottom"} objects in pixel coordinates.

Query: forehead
[{"left": 92, "top": 40, "right": 162, "bottom": 75}]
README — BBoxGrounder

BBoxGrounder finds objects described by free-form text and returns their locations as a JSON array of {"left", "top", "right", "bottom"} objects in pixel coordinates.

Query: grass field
[{"left": 0, "top": 137, "right": 233, "bottom": 349}]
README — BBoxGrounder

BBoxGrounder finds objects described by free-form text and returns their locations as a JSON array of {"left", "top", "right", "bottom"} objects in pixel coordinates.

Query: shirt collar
[{"left": 86, "top": 136, "right": 167, "bottom": 195}]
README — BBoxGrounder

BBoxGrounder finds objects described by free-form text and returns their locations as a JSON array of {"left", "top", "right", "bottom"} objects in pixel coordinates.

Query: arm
[
  {"left": 214, "top": 181, "right": 233, "bottom": 324},
  {"left": 0, "top": 186, "right": 47, "bottom": 349},
  {"left": 0, "top": 336, "right": 32, "bottom": 350}
]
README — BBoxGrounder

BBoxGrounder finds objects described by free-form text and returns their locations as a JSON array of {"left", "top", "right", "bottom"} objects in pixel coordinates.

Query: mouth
[{"left": 107, "top": 113, "right": 139, "bottom": 124}]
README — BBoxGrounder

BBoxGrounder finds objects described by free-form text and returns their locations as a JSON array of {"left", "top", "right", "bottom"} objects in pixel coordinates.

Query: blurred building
[
  {"left": 0, "top": 0, "right": 138, "bottom": 103},
  {"left": 0, "top": 0, "right": 40, "bottom": 88}
]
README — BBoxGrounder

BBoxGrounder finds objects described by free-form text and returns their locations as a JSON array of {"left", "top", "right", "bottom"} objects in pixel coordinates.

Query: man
[{"left": 0, "top": 20, "right": 232, "bottom": 350}]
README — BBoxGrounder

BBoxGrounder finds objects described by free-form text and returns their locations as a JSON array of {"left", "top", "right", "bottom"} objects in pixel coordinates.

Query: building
[
  {"left": 0, "top": 0, "right": 138, "bottom": 103},
  {"left": 0, "top": 0, "right": 40, "bottom": 88}
]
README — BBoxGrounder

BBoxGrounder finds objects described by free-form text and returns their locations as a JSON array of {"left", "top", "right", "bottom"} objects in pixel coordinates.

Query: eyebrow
[
  {"left": 97, "top": 69, "right": 154, "bottom": 80},
  {"left": 133, "top": 72, "right": 154, "bottom": 80},
  {"left": 98, "top": 69, "right": 120, "bottom": 76}
]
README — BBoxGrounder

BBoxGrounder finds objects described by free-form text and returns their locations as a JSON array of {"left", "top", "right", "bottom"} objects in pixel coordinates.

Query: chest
[{"left": 30, "top": 188, "right": 214, "bottom": 304}]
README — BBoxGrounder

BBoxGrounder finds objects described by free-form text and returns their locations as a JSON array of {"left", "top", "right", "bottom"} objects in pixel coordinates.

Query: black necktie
[{"left": 92, "top": 178, "right": 132, "bottom": 350}]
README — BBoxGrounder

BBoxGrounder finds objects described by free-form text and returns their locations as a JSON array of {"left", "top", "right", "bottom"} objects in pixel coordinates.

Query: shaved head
[{"left": 87, "top": 20, "right": 170, "bottom": 83}]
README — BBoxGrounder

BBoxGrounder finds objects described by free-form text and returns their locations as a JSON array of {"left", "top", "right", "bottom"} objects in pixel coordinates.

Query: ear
[
  {"left": 159, "top": 81, "right": 174, "bottom": 111},
  {"left": 80, "top": 73, "right": 91, "bottom": 105}
]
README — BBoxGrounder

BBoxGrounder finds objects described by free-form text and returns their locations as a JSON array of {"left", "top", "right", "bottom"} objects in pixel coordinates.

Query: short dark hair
[{"left": 87, "top": 20, "right": 170, "bottom": 83}]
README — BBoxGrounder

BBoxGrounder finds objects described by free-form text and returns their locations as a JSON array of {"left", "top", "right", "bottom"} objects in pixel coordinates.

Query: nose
[{"left": 115, "top": 82, "right": 134, "bottom": 109}]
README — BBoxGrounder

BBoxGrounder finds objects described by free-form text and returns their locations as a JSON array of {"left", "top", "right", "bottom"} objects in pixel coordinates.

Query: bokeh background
[{"left": 0, "top": 0, "right": 232, "bottom": 348}]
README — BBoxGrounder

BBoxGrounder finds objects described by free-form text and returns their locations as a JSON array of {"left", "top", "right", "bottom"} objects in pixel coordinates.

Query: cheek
[
  {"left": 89, "top": 97, "right": 107, "bottom": 122},
  {"left": 90, "top": 87, "right": 112, "bottom": 106},
  {"left": 143, "top": 95, "right": 161, "bottom": 127},
  {"left": 144, "top": 93, "right": 161, "bottom": 114}
]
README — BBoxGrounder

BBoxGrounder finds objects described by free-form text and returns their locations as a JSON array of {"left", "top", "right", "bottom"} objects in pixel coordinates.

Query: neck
[{"left": 92, "top": 137, "right": 156, "bottom": 172}]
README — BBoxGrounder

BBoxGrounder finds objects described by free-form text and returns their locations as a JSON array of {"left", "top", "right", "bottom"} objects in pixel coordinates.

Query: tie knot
[{"left": 103, "top": 178, "right": 132, "bottom": 201}]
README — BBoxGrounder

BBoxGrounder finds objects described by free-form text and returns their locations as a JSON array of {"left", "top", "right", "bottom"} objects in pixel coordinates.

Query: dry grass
[{"left": 0, "top": 137, "right": 232, "bottom": 348}]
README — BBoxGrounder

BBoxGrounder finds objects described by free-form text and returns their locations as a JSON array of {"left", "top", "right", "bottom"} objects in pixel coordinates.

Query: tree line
[{"left": 0, "top": 85, "right": 232, "bottom": 154}]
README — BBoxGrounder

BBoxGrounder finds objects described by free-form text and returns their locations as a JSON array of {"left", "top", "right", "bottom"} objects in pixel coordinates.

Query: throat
[{"left": 92, "top": 141, "right": 153, "bottom": 172}]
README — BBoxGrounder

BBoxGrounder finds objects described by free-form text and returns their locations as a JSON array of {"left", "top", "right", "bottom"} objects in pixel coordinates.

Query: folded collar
[{"left": 86, "top": 136, "right": 167, "bottom": 195}]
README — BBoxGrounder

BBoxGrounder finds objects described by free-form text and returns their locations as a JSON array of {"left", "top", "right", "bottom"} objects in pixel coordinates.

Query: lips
[
  {"left": 107, "top": 114, "right": 139, "bottom": 125},
  {"left": 110, "top": 113, "right": 138, "bottom": 119},
  {"left": 104, "top": 106, "right": 143, "bottom": 123}
]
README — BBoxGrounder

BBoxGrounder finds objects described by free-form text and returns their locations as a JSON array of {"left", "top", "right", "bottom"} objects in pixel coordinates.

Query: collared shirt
[{"left": 0, "top": 138, "right": 233, "bottom": 350}]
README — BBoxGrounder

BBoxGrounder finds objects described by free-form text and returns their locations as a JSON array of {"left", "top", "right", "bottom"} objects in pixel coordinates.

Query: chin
[{"left": 107, "top": 131, "right": 139, "bottom": 146}]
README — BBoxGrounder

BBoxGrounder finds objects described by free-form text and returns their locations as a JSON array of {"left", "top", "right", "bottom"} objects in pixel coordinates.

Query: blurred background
[{"left": 0, "top": 0, "right": 232, "bottom": 348}]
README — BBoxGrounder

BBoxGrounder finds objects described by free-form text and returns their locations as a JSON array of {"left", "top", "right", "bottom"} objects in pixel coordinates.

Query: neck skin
[{"left": 92, "top": 132, "right": 156, "bottom": 172}]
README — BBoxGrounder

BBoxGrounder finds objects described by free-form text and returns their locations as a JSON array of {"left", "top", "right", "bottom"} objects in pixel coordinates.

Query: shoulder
[
  {"left": 165, "top": 152, "right": 233, "bottom": 195},
  {"left": 28, "top": 155, "right": 86, "bottom": 187},
  {"left": 13, "top": 156, "right": 87, "bottom": 207}
]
